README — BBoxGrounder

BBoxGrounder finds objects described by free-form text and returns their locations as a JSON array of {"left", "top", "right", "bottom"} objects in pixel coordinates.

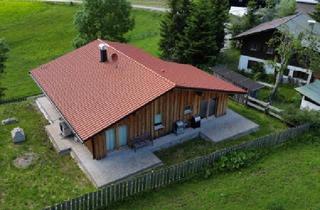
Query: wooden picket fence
[
  {"left": 231, "top": 95, "right": 284, "bottom": 121},
  {"left": 43, "top": 124, "right": 310, "bottom": 210}
]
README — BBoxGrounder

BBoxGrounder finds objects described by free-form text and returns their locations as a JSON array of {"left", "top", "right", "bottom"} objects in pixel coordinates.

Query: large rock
[
  {"left": 11, "top": 127, "right": 25, "bottom": 143},
  {"left": 2, "top": 117, "right": 18, "bottom": 125}
]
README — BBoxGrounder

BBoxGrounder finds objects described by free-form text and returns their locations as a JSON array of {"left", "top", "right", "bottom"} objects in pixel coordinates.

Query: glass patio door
[
  {"left": 200, "top": 100, "right": 208, "bottom": 118},
  {"left": 118, "top": 125, "right": 128, "bottom": 147},
  {"left": 105, "top": 128, "right": 116, "bottom": 151},
  {"left": 208, "top": 98, "right": 217, "bottom": 116}
]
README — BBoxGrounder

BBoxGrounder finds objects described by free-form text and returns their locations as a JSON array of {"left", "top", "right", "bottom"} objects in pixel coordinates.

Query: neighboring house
[
  {"left": 295, "top": 80, "right": 320, "bottom": 110},
  {"left": 297, "top": 0, "right": 318, "bottom": 14},
  {"left": 31, "top": 40, "right": 245, "bottom": 160},
  {"left": 234, "top": 13, "right": 320, "bottom": 84},
  {"left": 212, "top": 66, "right": 264, "bottom": 98}
]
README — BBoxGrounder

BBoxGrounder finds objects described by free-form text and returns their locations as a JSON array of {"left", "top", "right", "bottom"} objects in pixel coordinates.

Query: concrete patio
[{"left": 36, "top": 96, "right": 259, "bottom": 187}]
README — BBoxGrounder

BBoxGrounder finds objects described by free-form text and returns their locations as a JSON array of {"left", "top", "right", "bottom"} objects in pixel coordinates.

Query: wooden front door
[
  {"left": 105, "top": 128, "right": 116, "bottom": 151},
  {"left": 118, "top": 125, "right": 128, "bottom": 147},
  {"left": 200, "top": 100, "right": 208, "bottom": 118},
  {"left": 208, "top": 98, "right": 217, "bottom": 116}
]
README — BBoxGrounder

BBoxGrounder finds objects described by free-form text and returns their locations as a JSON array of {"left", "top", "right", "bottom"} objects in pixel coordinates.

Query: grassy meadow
[
  {"left": 0, "top": 101, "right": 94, "bottom": 210},
  {"left": 0, "top": 0, "right": 162, "bottom": 100}
]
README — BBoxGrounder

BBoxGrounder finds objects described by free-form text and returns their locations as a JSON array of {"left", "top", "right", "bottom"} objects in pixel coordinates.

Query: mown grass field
[
  {"left": 110, "top": 132, "right": 320, "bottom": 210},
  {"left": 0, "top": 101, "right": 94, "bottom": 210},
  {"left": 155, "top": 100, "right": 287, "bottom": 165},
  {"left": 0, "top": 0, "right": 162, "bottom": 100}
]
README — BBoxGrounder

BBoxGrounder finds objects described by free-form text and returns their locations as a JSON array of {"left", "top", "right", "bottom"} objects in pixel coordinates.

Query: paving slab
[
  {"left": 46, "top": 122, "right": 162, "bottom": 187},
  {"left": 36, "top": 97, "right": 61, "bottom": 123},
  {"left": 200, "top": 110, "right": 259, "bottom": 142}
]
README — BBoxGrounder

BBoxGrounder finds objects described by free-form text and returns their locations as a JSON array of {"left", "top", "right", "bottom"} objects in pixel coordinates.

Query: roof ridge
[
  {"left": 97, "top": 39, "right": 176, "bottom": 88},
  {"left": 277, "top": 13, "right": 301, "bottom": 27}
]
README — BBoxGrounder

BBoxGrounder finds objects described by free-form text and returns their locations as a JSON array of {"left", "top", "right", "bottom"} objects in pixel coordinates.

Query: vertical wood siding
[{"left": 85, "top": 88, "right": 230, "bottom": 159}]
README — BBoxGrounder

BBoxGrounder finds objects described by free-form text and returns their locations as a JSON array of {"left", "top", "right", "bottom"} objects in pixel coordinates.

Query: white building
[{"left": 296, "top": 80, "right": 320, "bottom": 111}]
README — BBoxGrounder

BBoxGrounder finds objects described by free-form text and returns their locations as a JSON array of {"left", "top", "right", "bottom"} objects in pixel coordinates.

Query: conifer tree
[
  {"left": 211, "top": 0, "right": 229, "bottom": 51},
  {"left": 159, "top": 0, "right": 191, "bottom": 60},
  {"left": 175, "top": 0, "right": 229, "bottom": 67}
]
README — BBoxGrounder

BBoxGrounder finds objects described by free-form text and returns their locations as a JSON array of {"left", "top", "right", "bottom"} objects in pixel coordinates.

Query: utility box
[
  {"left": 174, "top": 120, "right": 185, "bottom": 135},
  {"left": 59, "top": 121, "right": 73, "bottom": 137},
  {"left": 191, "top": 115, "right": 201, "bottom": 128},
  {"left": 11, "top": 127, "right": 26, "bottom": 143}
]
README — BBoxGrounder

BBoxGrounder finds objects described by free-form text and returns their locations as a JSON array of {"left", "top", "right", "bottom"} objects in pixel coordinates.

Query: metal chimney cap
[{"left": 99, "top": 43, "right": 108, "bottom": 50}]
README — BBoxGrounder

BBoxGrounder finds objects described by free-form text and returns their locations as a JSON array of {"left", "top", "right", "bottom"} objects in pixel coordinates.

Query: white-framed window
[
  {"left": 154, "top": 113, "right": 164, "bottom": 130},
  {"left": 184, "top": 105, "right": 193, "bottom": 115}
]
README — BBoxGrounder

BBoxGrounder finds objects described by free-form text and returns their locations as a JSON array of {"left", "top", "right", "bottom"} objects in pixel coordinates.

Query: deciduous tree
[
  {"left": 311, "top": 3, "right": 320, "bottom": 22},
  {"left": 73, "top": 0, "right": 134, "bottom": 48},
  {"left": 267, "top": 31, "right": 298, "bottom": 102}
]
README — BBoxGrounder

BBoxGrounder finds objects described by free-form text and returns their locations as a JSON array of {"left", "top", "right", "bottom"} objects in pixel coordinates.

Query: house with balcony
[{"left": 234, "top": 13, "right": 320, "bottom": 84}]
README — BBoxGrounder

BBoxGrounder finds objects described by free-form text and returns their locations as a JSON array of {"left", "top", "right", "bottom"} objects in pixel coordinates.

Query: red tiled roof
[
  {"left": 31, "top": 40, "right": 245, "bottom": 141},
  {"left": 109, "top": 42, "right": 246, "bottom": 92}
]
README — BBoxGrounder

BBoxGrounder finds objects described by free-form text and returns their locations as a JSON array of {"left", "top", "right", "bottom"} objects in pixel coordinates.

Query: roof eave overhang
[
  {"left": 176, "top": 86, "right": 247, "bottom": 94},
  {"left": 29, "top": 71, "right": 84, "bottom": 143},
  {"left": 232, "top": 28, "right": 278, "bottom": 40}
]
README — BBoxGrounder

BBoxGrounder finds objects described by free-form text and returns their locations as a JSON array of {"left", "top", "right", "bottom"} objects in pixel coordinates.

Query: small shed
[
  {"left": 212, "top": 67, "right": 264, "bottom": 98},
  {"left": 295, "top": 80, "right": 320, "bottom": 111}
]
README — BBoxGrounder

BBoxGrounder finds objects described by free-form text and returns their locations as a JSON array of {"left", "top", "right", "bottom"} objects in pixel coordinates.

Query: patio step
[{"left": 45, "top": 126, "right": 71, "bottom": 155}]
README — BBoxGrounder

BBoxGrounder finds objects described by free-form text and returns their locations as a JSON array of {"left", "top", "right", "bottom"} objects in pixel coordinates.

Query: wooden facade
[
  {"left": 240, "top": 30, "right": 276, "bottom": 60},
  {"left": 239, "top": 30, "right": 307, "bottom": 68},
  {"left": 84, "top": 88, "right": 230, "bottom": 160}
]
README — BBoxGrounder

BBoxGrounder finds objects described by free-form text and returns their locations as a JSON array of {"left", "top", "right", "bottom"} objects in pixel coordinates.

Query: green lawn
[
  {"left": 0, "top": 0, "right": 162, "bottom": 100},
  {"left": 257, "top": 84, "right": 302, "bottom": 110},
  {"left": 155, "top": 100, "right": 287, "bottom": 165},
  {"left": 110, "top": 132, "right": 320, "bottom": 210},
  {"left": 0, "top": 101, "right": 94, "bottom": 210}
]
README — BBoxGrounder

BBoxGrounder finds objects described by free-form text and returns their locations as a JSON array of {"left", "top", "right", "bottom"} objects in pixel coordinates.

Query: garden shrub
[
  {"left": 215, "top": 150, "right": 261, "bottom": 172},
  {"left": 283, "top": 106, "right": 320, "bottom": 129}
]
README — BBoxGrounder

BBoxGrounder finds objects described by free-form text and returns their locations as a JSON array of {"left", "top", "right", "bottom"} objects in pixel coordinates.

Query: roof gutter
[
  {"left": 29, "top": 72, "right": 84, "bottom": 143},
  {"left": 176, "top": 86, "right": 247, "bottom": 95}
]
